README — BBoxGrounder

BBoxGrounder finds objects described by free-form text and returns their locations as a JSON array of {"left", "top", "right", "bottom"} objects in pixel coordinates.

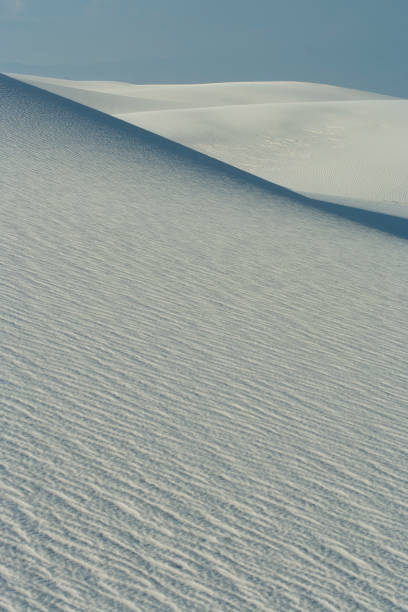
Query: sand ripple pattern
[{"left": 1, "top": 74, "right": 408, "bottom": 611}]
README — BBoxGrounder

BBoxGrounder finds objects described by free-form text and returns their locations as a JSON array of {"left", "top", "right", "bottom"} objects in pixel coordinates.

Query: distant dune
[
  {"left": 1, "top": 73, "right": 408, "bottom": 611},
  {"left": 10, "top": 74, "right": 408, "bottom": 209}
]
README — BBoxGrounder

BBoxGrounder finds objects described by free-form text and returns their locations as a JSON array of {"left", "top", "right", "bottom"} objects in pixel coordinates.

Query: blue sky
[{"left": 1, "top": 0, "right": 407, "bottom": 96}]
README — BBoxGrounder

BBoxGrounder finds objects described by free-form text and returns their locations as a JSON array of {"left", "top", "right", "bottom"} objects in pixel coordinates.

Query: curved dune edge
[
  {"left": 3, "top": 72, "right": 408, "bottom": 240},
  {"left": 8, "top": 72, "right": 408, "bottom": 207}
]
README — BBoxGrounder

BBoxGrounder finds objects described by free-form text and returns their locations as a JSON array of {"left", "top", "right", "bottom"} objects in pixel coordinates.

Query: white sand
[
  {"left": 10, "top": 74, "right": 408, "bottom": 207},
  {"left": 1, "top": 73, "right": 407, "bottom": 611}
]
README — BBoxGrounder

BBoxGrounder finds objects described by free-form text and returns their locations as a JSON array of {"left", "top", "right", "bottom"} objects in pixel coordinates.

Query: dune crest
[{"left": 9, "top": 73, "right": 408, "bottom": 208}]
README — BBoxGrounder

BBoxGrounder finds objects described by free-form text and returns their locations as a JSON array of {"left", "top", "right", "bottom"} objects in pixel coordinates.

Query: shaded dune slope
[{"left": 1, "top": 73, "right": 408, "bottom": 611}]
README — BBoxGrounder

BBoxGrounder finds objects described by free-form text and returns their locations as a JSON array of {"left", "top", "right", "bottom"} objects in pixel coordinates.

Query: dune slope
[
  {"left": 9, "top": 74, "right": 408, "bottom": 206},
  {"left": 1, "top": 74, "right": 408, "bottom": 611}
]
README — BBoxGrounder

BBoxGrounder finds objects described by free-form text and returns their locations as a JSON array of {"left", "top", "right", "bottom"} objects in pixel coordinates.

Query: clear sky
[{"left": 1, "top": 0, "right": 407, "bottom": 96}]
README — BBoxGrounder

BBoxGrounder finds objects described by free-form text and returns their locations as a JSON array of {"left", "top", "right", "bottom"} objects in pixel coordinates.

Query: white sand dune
[
  {"left": 9, "top": 74, "right": 408, "bottom": 208},
  {"left": 1, "top": 73, "right": 408, "bottom": 610}
]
